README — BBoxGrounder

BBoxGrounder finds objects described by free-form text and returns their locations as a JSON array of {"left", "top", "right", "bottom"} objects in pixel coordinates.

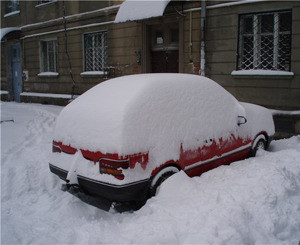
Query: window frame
[
  {"left": 82, "top": 30, "right": 108, "bottom": 72},
  {"left": 5, "top": 0, "right": 19, "bottom": 14},
  {"left": 36, "top": 0, "right": 57, "bottom": 8},
  {"left": 237, "top": 9, "right": 292, "bottom": 72},
  {"left": 39, "top": 38, "right": 58, "bottom": 73}
]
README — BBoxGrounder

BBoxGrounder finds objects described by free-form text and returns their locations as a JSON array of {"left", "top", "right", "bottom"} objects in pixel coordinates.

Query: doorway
[
  {"left": 11, "top": 44, "right": 22, "bottom": 102},
  {"left": 150, "top": 24, "right": 179, "bottom": 73}
]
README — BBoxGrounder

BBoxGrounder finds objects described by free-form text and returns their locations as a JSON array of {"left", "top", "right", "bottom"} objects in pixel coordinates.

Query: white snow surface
[
  {"left": 37, "top": 72, "right": 59, "bottom": 77},
  {"left": 54, "top": 74, "right": 244, "bottom": 168},
  {"left": 80, "top": 71, "right": 105, "bottom": 76},
  {"left": 0, "top": 27, "right": 21, "bottom": 40},
  {"left": 20, "top": 92, "right": 73, "bottom": 99},
  {"left": 1, "top": 102, "right": 300, "bottom": 244},
  {"left": 231, "top": 69, "right": 294, "bottom": 76},
  {"left": 240, "top": 102, "right": 275, "bottom": 138},
  {"left": 115, "top": 0, "right": 171, "bottom": 23}
]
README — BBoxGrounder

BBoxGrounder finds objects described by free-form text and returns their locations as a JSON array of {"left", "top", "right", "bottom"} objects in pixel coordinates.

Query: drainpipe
[
  {"left": 189, "top": 11, "right": 193, "bottom": 62},
  {"left": 200, "top": 0, "right": 206, "bottom": 76}
]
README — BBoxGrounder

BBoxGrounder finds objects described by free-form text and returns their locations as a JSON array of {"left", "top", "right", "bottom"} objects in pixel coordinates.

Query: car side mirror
[{"left": 237, "top": 116, "right": 247, "bottom": 126}]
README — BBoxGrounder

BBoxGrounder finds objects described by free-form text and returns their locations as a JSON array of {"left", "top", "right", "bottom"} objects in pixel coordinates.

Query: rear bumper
[{"left": 49, "top": 163, "right": 150, "bottom": 202}]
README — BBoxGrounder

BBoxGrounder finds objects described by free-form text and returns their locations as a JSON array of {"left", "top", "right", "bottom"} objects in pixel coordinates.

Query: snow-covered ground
[{"left": 1, "top": 101, "right": 300, "bottom": 244}]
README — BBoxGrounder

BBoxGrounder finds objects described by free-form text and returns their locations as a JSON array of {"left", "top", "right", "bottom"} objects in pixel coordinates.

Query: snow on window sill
[
  {"left": 231, "top": 70, "right": 294, "bottom": 78},
  {"left": 0, "top": 90, "right": 9, "bottom": 95},
  {"left": 271, "top": 109, "right": 300, "bottom": 116},
  {"left": 20, "top": 92, "right": 75, "bottom": 99},
  {"left": 80, "top": 71, "right": 105, "bottom": 77},
  {"left": 38, "top": 72, "right": 59, "bottom": 77},
  {"left": 4, "top": 10, "right": 20, "bottom": 18},
  {"left": 35, "top": 1, "right": 57, "bottom": 8}
]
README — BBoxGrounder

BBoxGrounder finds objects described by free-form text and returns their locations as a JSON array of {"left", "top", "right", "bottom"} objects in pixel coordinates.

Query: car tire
[
  {"left": 149, "top": 166, "right": 179, "bottom": 197},
  {"left": 251, "top": 135, "right": 267, "bottom": 157}
]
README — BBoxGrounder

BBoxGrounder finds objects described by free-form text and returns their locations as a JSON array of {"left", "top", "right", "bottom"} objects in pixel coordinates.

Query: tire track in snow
[{"left": 1, "top": 106, "right": 59, "bottom": 201}]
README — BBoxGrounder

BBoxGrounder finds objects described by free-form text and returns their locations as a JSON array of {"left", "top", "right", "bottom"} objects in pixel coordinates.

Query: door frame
[
  {"left": 142, "top": 16, "right": 184, "bottom": 73},
  {"left": 10, "top": 43, "right": 22, "bottom": 102}
]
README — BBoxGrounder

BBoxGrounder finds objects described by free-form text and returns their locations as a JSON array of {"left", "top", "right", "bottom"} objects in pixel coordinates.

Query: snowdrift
[{"left": 1, "top": 102, "right": 299, "bottom": 244}]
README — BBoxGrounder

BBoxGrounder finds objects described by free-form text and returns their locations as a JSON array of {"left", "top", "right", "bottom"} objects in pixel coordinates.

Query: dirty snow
[{"left": 1, "top": 101, "right": 300, "bottom": 244}]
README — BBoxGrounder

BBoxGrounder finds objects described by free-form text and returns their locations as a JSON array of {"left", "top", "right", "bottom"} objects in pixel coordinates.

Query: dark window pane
[
  {"left": 84, "top": 32, "right": 107, "bottom": 71},
  {"left": 41, "top": 40, "right": 57, "bottom": 72},
  {"left": 242, "top": 16, "right": 253, "bottom": 34},
  {"left": 278, "top": 34, "right": 291, "bottom": 71},
  {"left": 171, "top": 29, "right": 179, "bottom": 43},
  {"left": 260, "top": 14, "right": 274, "bottom": 34},
  {"left": 260, "top": 35, "right": 274, "bottom": 69},
  {"left": 279, "top": 12, "right": 292, "bottom": 32},
  {"left": 241, "top": 36, "right": 254, "bottom": 69}
]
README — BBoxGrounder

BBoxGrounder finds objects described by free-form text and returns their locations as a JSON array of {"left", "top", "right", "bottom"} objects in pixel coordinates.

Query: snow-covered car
[{"left": 49, "top": 73, "right": 274, "bottom": 204}]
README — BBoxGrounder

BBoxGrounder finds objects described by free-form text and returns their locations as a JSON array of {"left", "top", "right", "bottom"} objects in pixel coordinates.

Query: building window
[
  {"left": 6, "top": 0, "right": 19, "bottom": 13},
  {"left": 40, "top": 39, "right": 57, "bottom": 72},
  {"left": 37, "top": 0, "right": 55, "bottom": 5},
  {"left": 238, "top": 10, "right": 292, "bottom": 71},
  {"left": 84, "top": 31, "right": 107, "bottom": 72}
]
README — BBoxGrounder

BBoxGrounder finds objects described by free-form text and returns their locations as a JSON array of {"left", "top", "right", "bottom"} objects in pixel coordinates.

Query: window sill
[
  {"left": 231, "top": 70, "right": 294, "bottom": 79},
  {"left": 80, "top": 71, "right": 105, "bottom": 77},
  {"left": 4, "top": 10, "right": 20, "bottom": 18},
  {"left": 35, "top": 1, "right": 57, "bottom": 8},
  {"left": 38, "top": 72, "right": 59, "bottom": 77}
]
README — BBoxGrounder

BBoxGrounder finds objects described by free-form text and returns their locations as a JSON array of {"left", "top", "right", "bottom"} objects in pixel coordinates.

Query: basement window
[
  {"left": 237, "top": 10, "right": 292, "bottom": 72},
  {"left": 40, "top": 39, "right": 57, "bottom": 73},
  {"left": 83, "top": 31, "right": 107, "bottom": 72}
]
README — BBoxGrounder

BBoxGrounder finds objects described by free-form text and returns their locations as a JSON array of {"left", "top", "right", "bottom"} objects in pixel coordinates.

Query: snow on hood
[
  {"left": 115, "top": 0, "right": 171, "bottom": 23},
  {"left": 240, "top": 102, "right": 275, "bottom": 138},
  {"left": 54, "top": 73, "right": 244, "bottom": 165}
]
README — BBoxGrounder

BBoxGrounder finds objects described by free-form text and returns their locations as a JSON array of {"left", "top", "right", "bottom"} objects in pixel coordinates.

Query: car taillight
[
  {"left": 52, "top": 141, "right": 77, "bottom": 154},
  {"left": 99, "top": 159, "right": 129, "bottom": 180},
  {"left": 52, "top": 144, "right": 62, "bottom": 153},
  {"left": 52, "top": 141, "right": 61, "bottom": 153}
]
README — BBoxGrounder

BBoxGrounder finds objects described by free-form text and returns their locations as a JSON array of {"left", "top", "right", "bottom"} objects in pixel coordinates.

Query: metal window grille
[
  {"left": 84, "top": 31, "right": 107, "bottom": 71},
  {"left": 6, "top": 0, "right": 19, "bottom": 13},
  {"left": 238, "top": 10, "right": 292, "bottom": 71},
  {"left": 41, "top": 40, "right": 57, "bottom": 72}
]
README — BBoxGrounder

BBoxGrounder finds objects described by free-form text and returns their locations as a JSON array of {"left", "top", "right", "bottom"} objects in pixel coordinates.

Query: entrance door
[
  {"left": 151, "top": 50, "right": 179, "bottom": 73},
  {"left": 11, "top": 44, "right": 22, "bottom": 102},
  {"left": 150, "top": 24, "right": 179, "bottom": 73}
]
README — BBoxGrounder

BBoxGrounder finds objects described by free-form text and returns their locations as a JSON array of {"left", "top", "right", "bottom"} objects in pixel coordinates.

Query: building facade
[{"left": 1, "top": 0, "right": 300, "bottom": 109}]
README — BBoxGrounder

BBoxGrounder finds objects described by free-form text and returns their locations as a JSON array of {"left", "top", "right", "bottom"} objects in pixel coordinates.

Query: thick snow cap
[
  {"left": 54, "top": 74, "right": 244, "bottom": 164},
  {"left": 115, "top": 0, "right": 171, "bottom": 23}
]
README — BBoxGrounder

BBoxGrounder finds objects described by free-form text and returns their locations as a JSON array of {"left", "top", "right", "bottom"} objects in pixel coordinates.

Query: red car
[{"left": 50, "top": 74, "right": 274, "bottom": 204}]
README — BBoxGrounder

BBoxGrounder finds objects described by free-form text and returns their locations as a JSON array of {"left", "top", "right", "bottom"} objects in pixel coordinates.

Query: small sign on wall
[
  {"left": 193, "top": 62, "right": 200, "bottom": 74},
  {"left": 132, "top": 66, "right": 139, "bottom": 74}
]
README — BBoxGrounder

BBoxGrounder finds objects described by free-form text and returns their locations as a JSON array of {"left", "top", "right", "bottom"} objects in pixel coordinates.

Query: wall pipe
[{"left": 200, "top": 0, "right": 206, "bottom": 76}]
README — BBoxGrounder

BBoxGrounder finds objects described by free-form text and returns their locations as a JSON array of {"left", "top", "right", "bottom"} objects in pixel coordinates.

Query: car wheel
[
  {"left": 251, "top": 135, "right": 266, "bottom": 157},
  {"left": 149, "top": 166, "right": 179, "bottom": 197}
]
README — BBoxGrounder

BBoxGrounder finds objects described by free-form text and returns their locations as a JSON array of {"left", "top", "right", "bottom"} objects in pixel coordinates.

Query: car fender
[{"left": 251, "top": 133, "right": 267, "bottom": 149}]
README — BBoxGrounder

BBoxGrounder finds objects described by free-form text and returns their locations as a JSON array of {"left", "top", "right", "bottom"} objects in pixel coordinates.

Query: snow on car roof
[{"left": 54, "top": 73, "right": 244, "bottom": 165}]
